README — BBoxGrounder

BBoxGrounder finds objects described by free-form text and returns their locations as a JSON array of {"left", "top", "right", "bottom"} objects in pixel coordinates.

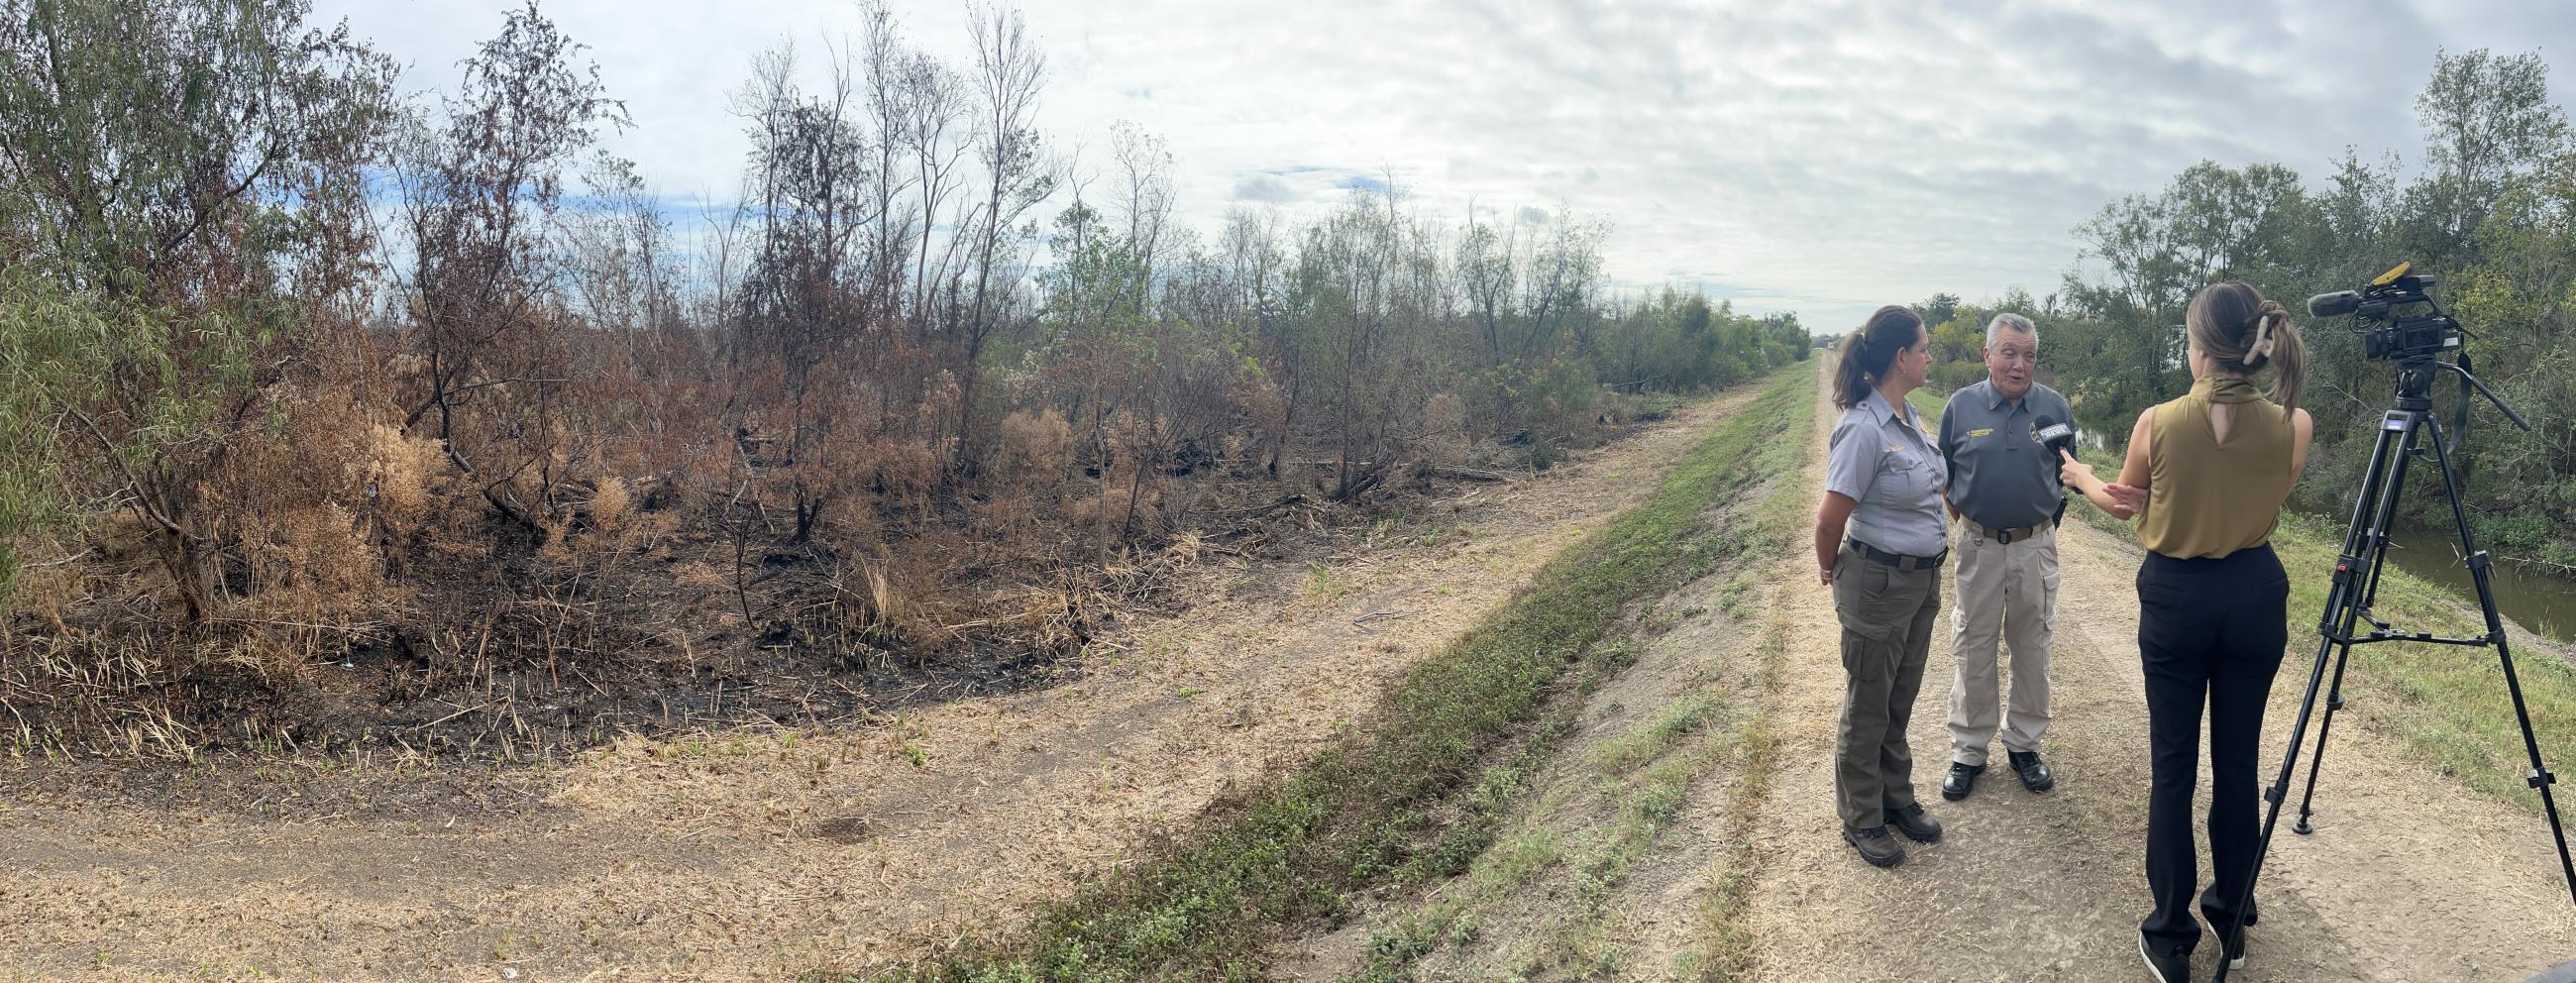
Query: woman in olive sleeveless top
[{"left": 2061, "top": 282, "right": 2314, "bottom": 982}]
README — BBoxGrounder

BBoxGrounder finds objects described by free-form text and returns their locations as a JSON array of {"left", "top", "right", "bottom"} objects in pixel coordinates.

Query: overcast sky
[{"left": 313, "top": 0, "right": 2576, "bottom": 333}]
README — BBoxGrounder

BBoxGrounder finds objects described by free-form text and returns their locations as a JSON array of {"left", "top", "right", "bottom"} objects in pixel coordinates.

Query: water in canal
[{"left": 2357, "top": 518, "right": 2576, "bottom": 641}]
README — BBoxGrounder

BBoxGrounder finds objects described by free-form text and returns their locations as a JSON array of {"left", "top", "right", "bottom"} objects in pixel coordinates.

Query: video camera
[{"left": 2307, "top": 262, "right": 2462, "bottom": 362}]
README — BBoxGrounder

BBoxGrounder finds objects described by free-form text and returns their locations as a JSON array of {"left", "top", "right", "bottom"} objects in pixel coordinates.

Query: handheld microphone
[
  {"left": 2035, "top": 414, "right": 2078, "bottom": 526},
  {"left": 2033, "top": 414, "right": 2077, "bottom": 461}
]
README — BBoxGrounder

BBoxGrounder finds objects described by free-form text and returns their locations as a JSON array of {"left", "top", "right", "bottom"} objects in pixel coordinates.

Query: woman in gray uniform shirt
[{"left": 1813, "top": 305, "right": 1947, "bottom": 867}]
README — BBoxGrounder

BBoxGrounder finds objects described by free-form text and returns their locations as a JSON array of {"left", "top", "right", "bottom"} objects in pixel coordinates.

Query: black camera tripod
[{"left": 2211, "top": 354, "right": 2574, "bottom": 982}]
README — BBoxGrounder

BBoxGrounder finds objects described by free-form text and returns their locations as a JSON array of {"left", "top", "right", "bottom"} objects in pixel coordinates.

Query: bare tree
[
  {"left": 856, "top": 0, "right": 918, "bottom": 320},
  {"left": 396, "top": 0, "right": 627, "bottom": 530},
  {"left": 735, "top": 40, "right": 884, "bottom": 542},
  {"left": 1111, "top": 121, "right": 1175, "bottom": 269},
  {"left": 900, "top": 52, "right": 969, "bottom": 334},
  {"left": 952, "top": 2, "right": 1053, "bottom": 476},
  {"left": 1457, "top": 201, "right": 1517, "bottom": 355}
]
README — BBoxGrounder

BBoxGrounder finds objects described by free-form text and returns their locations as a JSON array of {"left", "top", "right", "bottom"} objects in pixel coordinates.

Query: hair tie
[{"left": 2246, "top": 303, "right": 2282, "bottom": 363}]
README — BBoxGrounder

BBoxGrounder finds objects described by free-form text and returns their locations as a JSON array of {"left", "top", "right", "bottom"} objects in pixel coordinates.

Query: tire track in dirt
[
  {"left": 0, "top": 386, "right": 1773, "bottom": 983},
  {"left": 1737, "top": 366, "right": 2576, "bottom": 981}
]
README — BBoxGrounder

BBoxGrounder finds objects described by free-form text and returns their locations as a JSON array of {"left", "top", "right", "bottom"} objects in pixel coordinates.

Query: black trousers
[{"left": 2135, "top": 543, "right": 2289, "bottom": 956}]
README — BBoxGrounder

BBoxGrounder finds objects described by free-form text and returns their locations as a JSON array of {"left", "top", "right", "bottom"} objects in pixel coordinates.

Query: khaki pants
[
  {"left": 1945, "top": 521, "right": 2058, "bottom": 767},
  {"left": 1832, "top": 544, "right": 1941, "bottom": 829}
]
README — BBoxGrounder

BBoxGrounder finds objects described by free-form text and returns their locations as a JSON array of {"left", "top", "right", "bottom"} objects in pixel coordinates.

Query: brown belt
[{"left": 1960, "top": 516, "right": 2045, "bottom": 545}]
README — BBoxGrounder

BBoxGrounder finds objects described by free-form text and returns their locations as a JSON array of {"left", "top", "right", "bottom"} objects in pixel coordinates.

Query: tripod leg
[
  {"left": 2424, "top": 417, "right": 2576, "bottom": 905},
  {"left": 2291, "top": 420, "right": 2419, "bottom": 835},
  {"left": 2292, "top": 645, "right": 2354, "bottom": 835},
  {"left": 2211, "top": 412, "right": 2414, "bottom": 983}
]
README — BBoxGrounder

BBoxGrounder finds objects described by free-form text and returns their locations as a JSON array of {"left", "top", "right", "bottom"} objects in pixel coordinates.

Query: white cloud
[
  {"left": 1230, "top": 173, "right": 1301, "bottom": 204},
  {"left": 314, "top": 0, "right": 2576, "bottom": 332}
]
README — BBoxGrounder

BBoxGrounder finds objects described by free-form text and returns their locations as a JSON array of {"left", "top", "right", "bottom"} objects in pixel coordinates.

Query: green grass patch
[
  {"left": 1593, "top": 694, "right": 1727, "bottom": 777},
  {"left": 858, "top": 363, "right": 1818, "bottom": 983},
  {"left": 1334, "top": 382, "right": 1824, "bottom": 983}
]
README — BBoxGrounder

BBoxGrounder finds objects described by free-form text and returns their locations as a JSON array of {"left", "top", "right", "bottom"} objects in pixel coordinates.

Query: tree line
[
  {"left": 1915, "top": 49, "right": 2576, "bottom": 570},
  {"left": 0, "top": 0, "right": 1803, "bottom": 751}
]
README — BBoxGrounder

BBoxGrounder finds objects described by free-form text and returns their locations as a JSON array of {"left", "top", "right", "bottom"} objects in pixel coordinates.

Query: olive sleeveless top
[{"left": 2138, "top": 377, "right": 2296, "bottom": 560}]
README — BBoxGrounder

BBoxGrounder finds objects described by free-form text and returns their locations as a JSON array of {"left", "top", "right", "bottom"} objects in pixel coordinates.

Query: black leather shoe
[
  {"left": 1843, "top": 824, "right": 1905, "bottom": 867},
  {"left": 1942, "top": 761, "right": 1984, "bottom": 801},
  {"left": 2008, "top": 750, "right": 2055, "bottom": 792},
  {"left": 1886, "top": 803, "right": 1942, "bottom": 843},
  {"left": 2138, "top": 934, "right": 2191, "bottom": 983}
]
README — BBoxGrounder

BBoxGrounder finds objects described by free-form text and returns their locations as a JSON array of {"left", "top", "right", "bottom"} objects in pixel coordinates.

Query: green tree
[
  {"left": 1912, "top": 292, "right": 1961, "bottom": 329},
  {"left": 0, "top": 0, "right": 396, "bottom": 609},
  {"left": 2412, "top": 48, "right": 2571, "bottom": 264}
]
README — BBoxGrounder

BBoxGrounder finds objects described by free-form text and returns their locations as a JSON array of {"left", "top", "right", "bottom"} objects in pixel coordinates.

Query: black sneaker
[
  {"left": 1942, "top": 761, "right": 1984, "bottom": 801},
  {"left": 2138, "top": 934, "right": 2191, "bottom": 983},
  {"left": 1842, "top": 824, "right": 1905, "bottom": 867},
  {"left": 2008, "top": 749, "right": 2056, "bottom": 792},
  {"left": 2212, "top": 910, "right": 2253, "bottom": 971},
  {"left": 1886, "top": 803, "right": 1942, "bottom": 843}
]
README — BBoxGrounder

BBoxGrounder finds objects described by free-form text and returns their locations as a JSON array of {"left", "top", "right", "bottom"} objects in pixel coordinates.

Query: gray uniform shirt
[
  {"left": 1938, "top": 380, "right": 2074, "bottom": 532},
  {"left": 1826, "top": 389, "right": 1949, "bottom": 557}
]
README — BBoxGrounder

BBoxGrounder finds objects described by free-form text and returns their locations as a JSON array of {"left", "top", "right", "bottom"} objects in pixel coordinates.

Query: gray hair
[{"left": 1986, "top": 312, "right": 2038, "bottom": 347}]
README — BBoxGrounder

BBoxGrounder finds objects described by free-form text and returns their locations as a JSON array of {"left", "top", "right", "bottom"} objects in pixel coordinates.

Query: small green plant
[{"left": 1306, "top": 561, "right": 1352, "bottom": 602}]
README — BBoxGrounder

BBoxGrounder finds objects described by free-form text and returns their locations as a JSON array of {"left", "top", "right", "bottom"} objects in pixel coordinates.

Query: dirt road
[{"left": 0, "top": 387, "right": 1770, "bottom": 983}]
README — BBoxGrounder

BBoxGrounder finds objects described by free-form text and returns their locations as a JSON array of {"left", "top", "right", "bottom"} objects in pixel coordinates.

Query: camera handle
[{"left": 2441, "top": 355, "right": 2532, "bottom": 432}]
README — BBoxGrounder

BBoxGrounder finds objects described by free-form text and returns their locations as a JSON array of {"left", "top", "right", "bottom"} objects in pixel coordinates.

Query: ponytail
[
  {"left": 2255, "top": 301, "right": 2305, "bottom": 413},
  {"left": 1833, "top": 305, "right": 1924, "bottom": 410},
  {"left": 2186, "top": 282, "right": 2306, "bottom": 414}
]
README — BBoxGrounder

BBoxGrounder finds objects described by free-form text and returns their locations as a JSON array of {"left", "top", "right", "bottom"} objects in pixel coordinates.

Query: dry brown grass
[
  {"left": 4, "top": 296, "right": 1663, "bottom": 765},
  {"left": 365, "top": 423, "right": 446, "bottom": 535},
  {"left": 999, "top": 408, "right": 1074, "bottom": 479}
]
